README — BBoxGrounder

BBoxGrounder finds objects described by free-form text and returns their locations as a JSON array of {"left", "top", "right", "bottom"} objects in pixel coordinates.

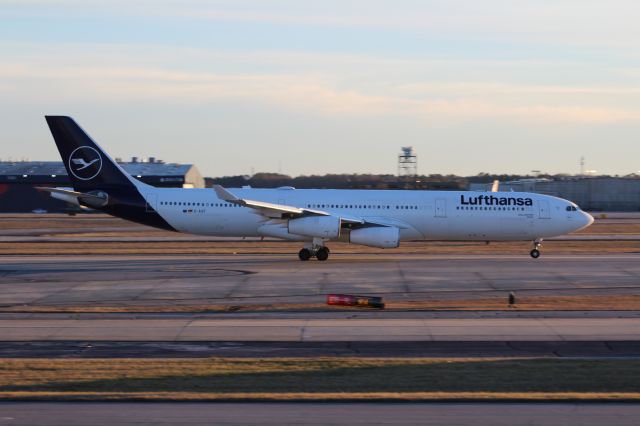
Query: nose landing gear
[{"left": 530, "top": 239, "right": 543, "bottom": 259}]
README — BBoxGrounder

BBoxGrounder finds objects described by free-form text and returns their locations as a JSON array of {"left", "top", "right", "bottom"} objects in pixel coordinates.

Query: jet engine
[
  {"left": 288, "top": 216, "right": 341, "bottom": 238},
  {"left": 349, "top": 226, "right": 400, "bottom": 248}
]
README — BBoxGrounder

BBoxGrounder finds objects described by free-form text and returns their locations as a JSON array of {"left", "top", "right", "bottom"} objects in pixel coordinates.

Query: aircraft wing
[{"left": 213, "top": 185, "right": 365, "bottom": 225}]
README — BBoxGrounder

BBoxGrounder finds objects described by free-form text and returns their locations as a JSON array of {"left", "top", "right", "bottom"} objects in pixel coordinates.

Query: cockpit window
[{"left": 566, "top": 206, "right": 578, "bottom": 211}]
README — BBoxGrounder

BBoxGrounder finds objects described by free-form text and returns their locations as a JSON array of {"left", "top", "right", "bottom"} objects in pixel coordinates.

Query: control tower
[{"left": 398, "top": 146, "right": 418, "bottom": 178}]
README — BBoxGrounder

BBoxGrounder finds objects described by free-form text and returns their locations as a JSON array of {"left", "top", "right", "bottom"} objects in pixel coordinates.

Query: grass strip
[
  {"left": 4, "top": 295, "right": 640, "bottom": 313},
  {"left": 1, "top": 358, "right": 639, "bottom": 401},
  {"left": 2, "top": 391, "right": 640, "bottom": 402}
]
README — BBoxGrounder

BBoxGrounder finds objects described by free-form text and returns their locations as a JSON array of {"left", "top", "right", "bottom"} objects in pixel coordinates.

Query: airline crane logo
[
  {"left": 68, "top": 146, "right": 102, "bottom": 180},
  {"left": 72, "top": 158, "right": 99, "bottom": 170}
]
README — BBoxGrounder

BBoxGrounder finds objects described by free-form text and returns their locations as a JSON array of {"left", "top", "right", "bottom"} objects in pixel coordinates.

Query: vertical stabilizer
[{"left": 45, "top": 116, "right": 145, "bottom": 192}]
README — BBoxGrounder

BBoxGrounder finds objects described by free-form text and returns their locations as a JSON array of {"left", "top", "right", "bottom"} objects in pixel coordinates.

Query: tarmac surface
[
  {"left": 2, "top": 253, "right": 640, "bottom": 308},
  {"left": 2, "top": 340, "right": 640, "bottom": 358},
  {"left": 1, "top": 253, "right": 640, "bottom": 357},
  {"left": 1, "top": 402, "right": 639, "bottom": 425},
  {"left": 1, "top": 314, "right": 639, "bottom": 342}
]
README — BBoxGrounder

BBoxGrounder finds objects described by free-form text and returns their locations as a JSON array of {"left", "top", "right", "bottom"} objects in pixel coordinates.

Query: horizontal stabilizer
[{"left": 37, "top": 186, "right": 108, "bottom": 208}]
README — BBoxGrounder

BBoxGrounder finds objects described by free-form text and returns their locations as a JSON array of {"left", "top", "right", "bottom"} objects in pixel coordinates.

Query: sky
[{"left": 1, "top": 0, "right": 640, "bottom": 177}]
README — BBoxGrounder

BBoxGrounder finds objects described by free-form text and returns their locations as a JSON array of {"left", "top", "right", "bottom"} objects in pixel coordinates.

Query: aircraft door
[
  {"left": 145, "top": 194, "right": 158, "bottom": 212},
  {"left": 435, "top": 198, "right": 446, "bottom": 218},
  {"left": 538, "top": 200, "right": 550, "bottom": 219}
]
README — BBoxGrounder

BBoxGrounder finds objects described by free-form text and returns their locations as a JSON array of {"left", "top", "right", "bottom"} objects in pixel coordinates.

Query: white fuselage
[{"left": 144, "top": 187, "right": 593, "bottom": 242}]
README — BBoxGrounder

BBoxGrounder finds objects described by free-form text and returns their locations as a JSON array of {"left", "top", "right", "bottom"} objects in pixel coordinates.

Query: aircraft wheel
[
  {"left": 298, "top": 248, "right": 312, "bottom": 261},
  {"left": 316, "top": 247, "right": 330, "bottom": 261},
  {"left": 530, "top": 249, "right": 540, "bottom": 259}
]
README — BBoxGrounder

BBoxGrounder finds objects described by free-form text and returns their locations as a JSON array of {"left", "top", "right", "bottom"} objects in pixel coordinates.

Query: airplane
[{"left": 40, "top": 116, "right": 594, "bottom": 261}]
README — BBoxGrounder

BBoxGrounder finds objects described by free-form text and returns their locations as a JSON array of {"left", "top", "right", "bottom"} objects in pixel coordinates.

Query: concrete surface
[
  {"left": 2, "top": 340, "right": 640, "bottom": 358},
  {"left": 1, "top": 403, "right": 639, "bottom": 426},
  {"left": 1, "top": 315, "right": 639, "bottom": 341},
  {"left": 2, "top": 254, "right": 640, "bottom": 308}
]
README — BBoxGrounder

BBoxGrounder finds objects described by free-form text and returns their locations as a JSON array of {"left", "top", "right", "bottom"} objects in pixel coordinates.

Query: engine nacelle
[
  {"left": 257, "top": 223, "right": 308, "bottom": 241},
  {"left": 350, "top": 226, "right": 400, "bottom": 248},
  {"left": 288, "top": 216, "right": 341, "bottom": 239}
]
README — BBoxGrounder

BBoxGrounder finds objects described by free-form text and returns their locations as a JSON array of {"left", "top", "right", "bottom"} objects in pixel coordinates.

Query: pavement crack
[
  {"left": 396, "top": 263, "right": 411, "bottom": 295},
  {"left": 224, "top": 275, "right": 251, "bottom": 299},
  {"left": 474, "top": 272, "right": 498, "bottom": 290},
  {"left": 317, "top": 273, "right": 329, "bottom": 295},
  {"left": 174, "top": 317, "right": 196, "bottom": 342},
  {"left": 299, "top": 320, "right": 309, "bottom": 342}
]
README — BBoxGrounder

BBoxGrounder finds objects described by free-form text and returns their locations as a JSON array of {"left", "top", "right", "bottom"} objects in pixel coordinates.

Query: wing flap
[
  {"left": 214, "top": 184, "right": 323, "bottom": 217},
  {"left": 212, "top": 185, "right": 365, "bottom": 223}
]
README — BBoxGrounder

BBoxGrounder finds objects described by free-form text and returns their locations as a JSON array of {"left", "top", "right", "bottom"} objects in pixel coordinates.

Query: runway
[
  {"left": 1, "top": 253, "right": 639, "bottom": 359},
  {"left": 1, "top": 313, "right": 639, "bottom": 341},
  {"left": 2, "top": 340, "right": 640, "bottom": 358},
  {"left": 1, "top": 402, "right": 640, "bottom": 426},
  {"left": 2, "top": 253, "right": 640, "bottom": 309}
]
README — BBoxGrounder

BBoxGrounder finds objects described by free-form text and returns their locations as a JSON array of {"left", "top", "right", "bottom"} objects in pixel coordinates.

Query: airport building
[
  {"left": 0, "top": 158, "right": 204, "bottom": 213},
  {"left": 469, "top": 177, "right": 640, "bottom": 211}
]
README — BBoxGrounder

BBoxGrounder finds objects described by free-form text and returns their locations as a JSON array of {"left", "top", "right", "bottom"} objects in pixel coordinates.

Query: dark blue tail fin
[
  {"left": 44, "top": 116, "right": 175, "bottom": 231},
  {"left": 45, "top": 116, "right": 142, "bottom": 192}
]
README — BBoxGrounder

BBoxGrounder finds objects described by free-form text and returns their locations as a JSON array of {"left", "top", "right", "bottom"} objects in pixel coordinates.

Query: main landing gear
[
  {"left": 530, "top": 239, "right": 542, "bottom": 259},
  {"left": 298, "top": 247, "right": 330, "bottom": 261},
  {"left": 298, "top": 239, "right": 330, "bottom": 261}
]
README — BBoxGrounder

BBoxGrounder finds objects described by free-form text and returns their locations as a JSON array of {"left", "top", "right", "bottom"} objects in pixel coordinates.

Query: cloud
[
  {"left": 2, "top": 56, "right": 639, "bottom": 125},
  {"left": 4, "top": 0, "right": 640, "bottom": 49}
]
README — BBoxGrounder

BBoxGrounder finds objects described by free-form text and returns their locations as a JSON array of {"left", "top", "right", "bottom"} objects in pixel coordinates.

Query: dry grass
[
  {"left": 2, "top": 391, "right": 639, "bottom": 401},
  {"left": 390, "top": 294, "right": 640, "bottom": 311},
  {"left": 2, "top": 239, "right": 640, "bottom": 256},
  {"left": 2, "top": 213, "right": 640, "bottom": 255},
  {"left": 3, "top": 295, "right": 640, "bottom": 313},
  {"left": 0, "top": 358, "right": 638, "bottom": 401}
]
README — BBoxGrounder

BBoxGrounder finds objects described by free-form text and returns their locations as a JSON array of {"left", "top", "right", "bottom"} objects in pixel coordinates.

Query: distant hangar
[
  {"left": 470, "top": 177, "right": 640, "bottom": 211},
  {"left": 0, "top": 158, "right": 204, "bottom": 213}
]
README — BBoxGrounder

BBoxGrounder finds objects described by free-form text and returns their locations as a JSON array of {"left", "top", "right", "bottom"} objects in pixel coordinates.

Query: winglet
[{"left": 213, "top": 185, "right": 239, "bottom": 201}]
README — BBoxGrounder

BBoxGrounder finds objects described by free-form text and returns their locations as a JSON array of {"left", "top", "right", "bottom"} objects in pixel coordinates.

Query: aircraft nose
[{"left": 581, "top": 211, "right": 594, "bottom": 228}]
